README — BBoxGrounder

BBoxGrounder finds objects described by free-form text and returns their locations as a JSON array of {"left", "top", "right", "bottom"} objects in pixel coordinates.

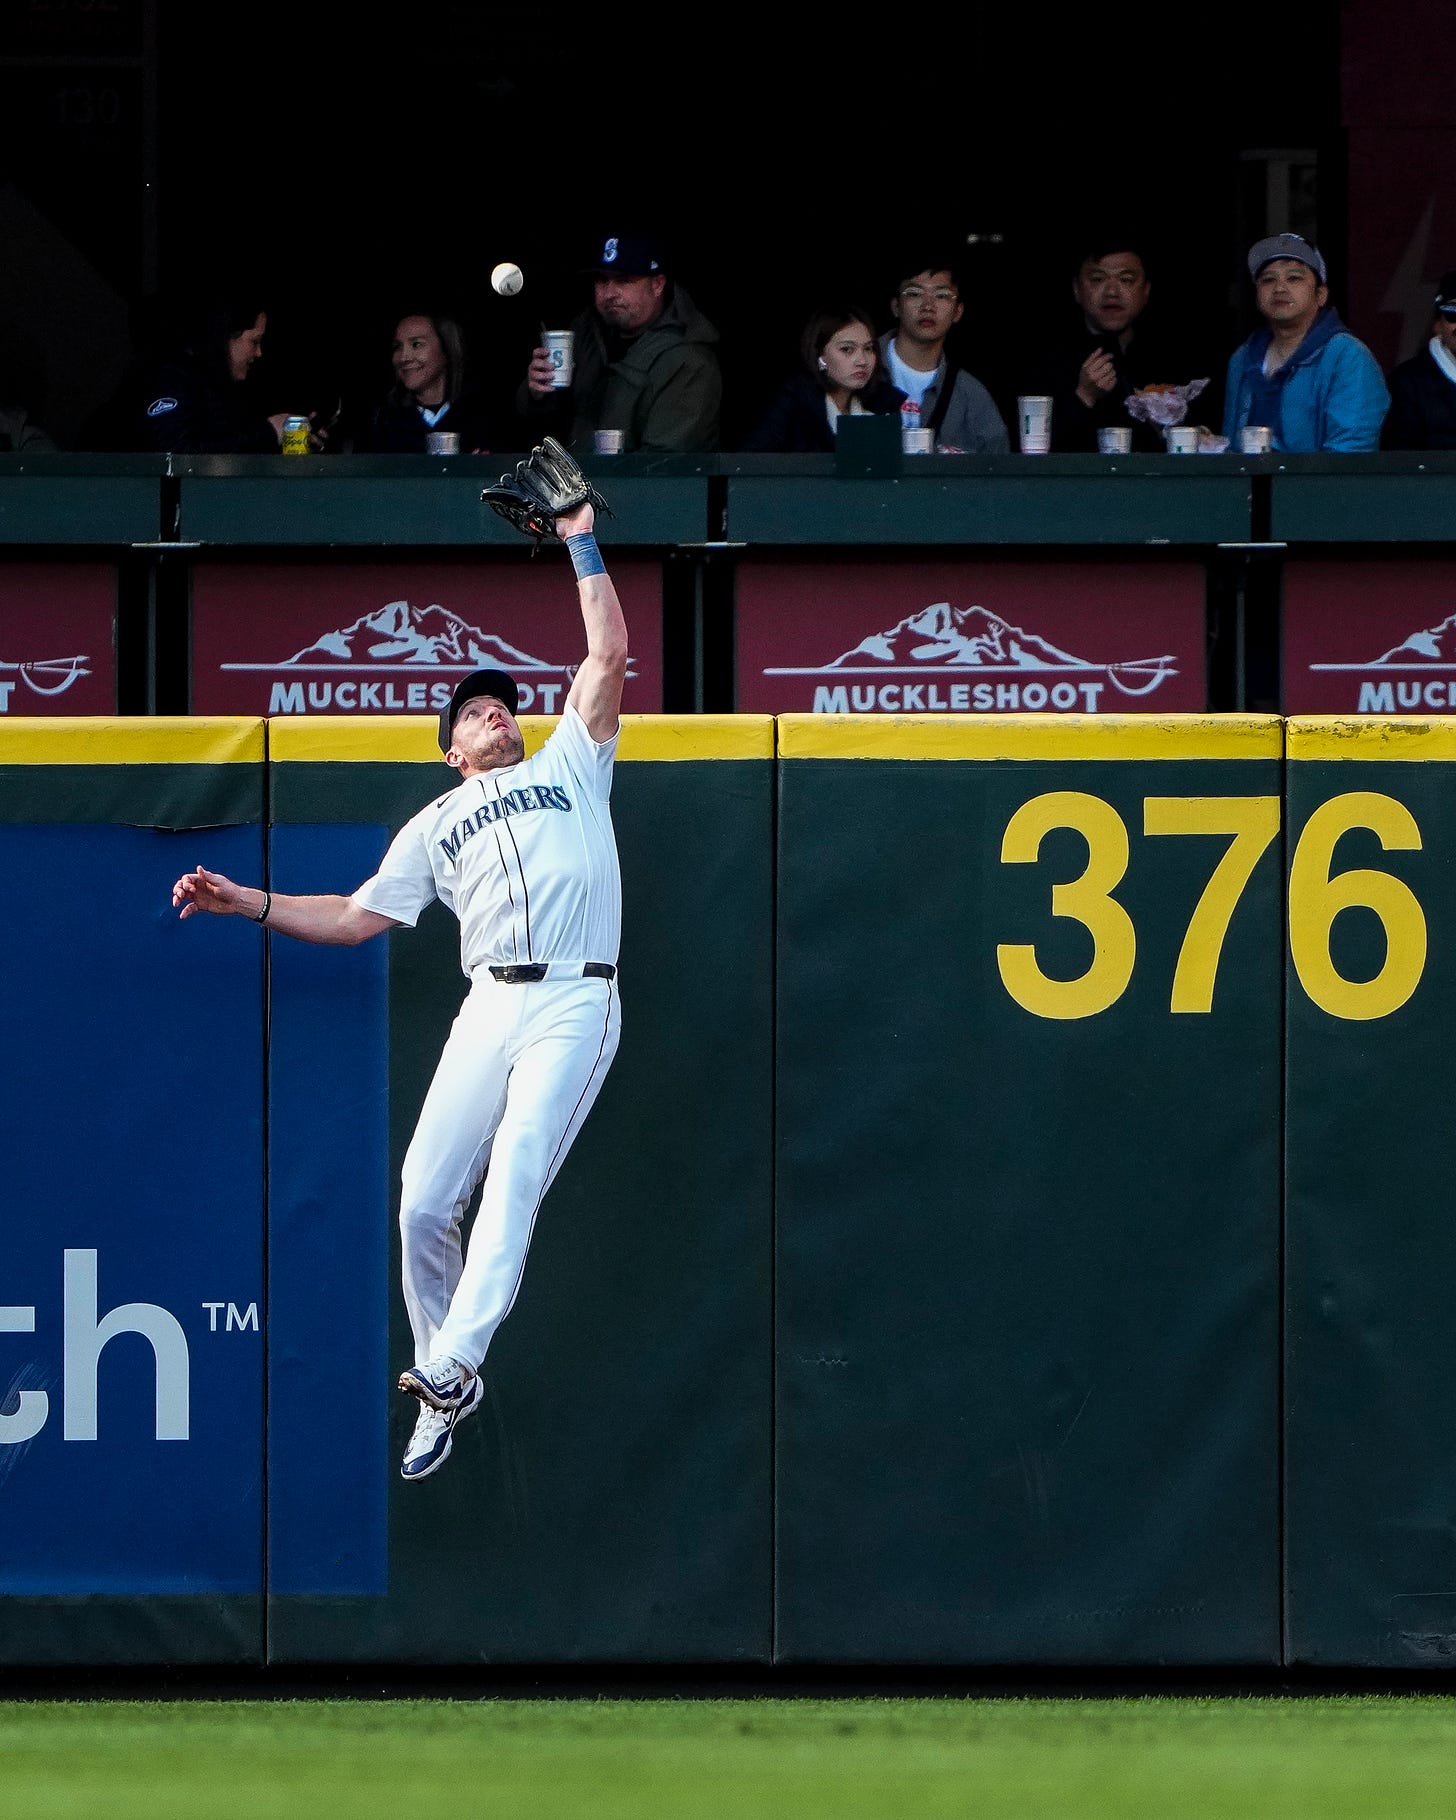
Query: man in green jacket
[{"left": 517, "top": 230, "right": 722, "bottom": 452}]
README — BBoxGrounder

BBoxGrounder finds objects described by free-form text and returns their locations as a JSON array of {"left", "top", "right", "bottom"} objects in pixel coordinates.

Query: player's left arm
[{"left": 560, "top": 500, "right": 628, "bottom": 742}]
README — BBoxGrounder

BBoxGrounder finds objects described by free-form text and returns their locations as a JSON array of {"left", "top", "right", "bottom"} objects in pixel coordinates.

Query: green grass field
[{"left": 3, "top": 1694, "right": 1456, "bottom": 1819}]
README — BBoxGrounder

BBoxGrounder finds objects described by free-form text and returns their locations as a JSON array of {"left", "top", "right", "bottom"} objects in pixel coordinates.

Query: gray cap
[{"left": 1248, "top": 233, "right": 1327, "bottom": 284}]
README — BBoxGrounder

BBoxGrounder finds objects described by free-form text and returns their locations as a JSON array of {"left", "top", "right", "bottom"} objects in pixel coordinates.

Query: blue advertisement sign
[{"left": 0, "top": 825, "right": 264, "bottom": 1595}]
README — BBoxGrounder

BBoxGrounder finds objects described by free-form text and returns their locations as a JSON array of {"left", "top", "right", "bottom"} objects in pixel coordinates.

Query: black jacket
[
  {"left": 356, "top": 389, "right": 504, "bottom": 454},
  {"left": 110, "top": 354, "right": 280, "bottom": 453},
  {"left": 740, "top": 370, "right": 908, "bottom": 453},
  {"left": 1382, "top": 346, "right": 1456, "bottom": 450},
  {"left": 1022, "top": 321, "right": 1222, "bottom": 453}
]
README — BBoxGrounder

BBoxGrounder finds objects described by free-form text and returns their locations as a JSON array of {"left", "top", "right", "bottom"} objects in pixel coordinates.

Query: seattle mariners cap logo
[
  {"left": 602, "top": 237, "right": 619, "bottom": 266},
  {"left": 146, "top": 397, "right": 179, "bottom": 417}
]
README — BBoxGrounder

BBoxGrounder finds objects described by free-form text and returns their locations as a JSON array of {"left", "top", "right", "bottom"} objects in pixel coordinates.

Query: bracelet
[
  {"left": 565, "top": 532, "right": 606, "bottom": 581},
  {"left": 254, "top": 890, "right": 271, "bottom": 925}
]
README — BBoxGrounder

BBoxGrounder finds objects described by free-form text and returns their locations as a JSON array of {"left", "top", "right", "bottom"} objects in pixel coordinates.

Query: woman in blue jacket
[{"left": 1222, "top": 234, "right": 1389, "bottom": 452}]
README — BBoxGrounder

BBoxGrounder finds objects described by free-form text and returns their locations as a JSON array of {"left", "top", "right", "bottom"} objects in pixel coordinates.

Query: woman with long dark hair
[{"left": 740, "top": 303, "right": 906, "bottom": 452}]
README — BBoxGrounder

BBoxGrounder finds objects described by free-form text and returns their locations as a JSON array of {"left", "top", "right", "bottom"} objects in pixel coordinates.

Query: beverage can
[
  {"left": 1240, "top": 424, "right": 1273, "bottom": 454},
  {"left": 1165, "top": 425, "right": 1200, "bottom": 454},
  {"left": 902, "top": 428, "right": 934, "bottom": 456},
  {"left": 1097, "top": 427, "right": 1133, "bottom": 454},
  {"left": 594, "top": 429, "right": 625, "bottom": 455},
  {"left": 281, "top": 415, "right": 311, "bottom": 456},
  {"left": 425, "top": 431, "right": 460, "bottom": 456}
]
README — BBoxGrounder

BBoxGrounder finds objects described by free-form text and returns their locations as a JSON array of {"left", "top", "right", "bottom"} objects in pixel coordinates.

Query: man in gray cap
[
  {"left": 518, "top": 229, "right": 723, "bottom": 452},
  {"left": 1382, "top": 269, "right": 1456, "bottom": 449},
  {"left": 1222, "top": 232, "right": 1388, "bottom": 451}
]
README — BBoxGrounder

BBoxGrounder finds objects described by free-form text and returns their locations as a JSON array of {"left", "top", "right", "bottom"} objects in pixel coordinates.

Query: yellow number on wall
[
  {"left": 1143, "top": 797, "right": 1281, "bottom": 1013},
  {"left": 997, "top": 792, "right": 1136, "bottom": 1020},
  {"left": 1288, "top": 792, "right": 1426, "bottom": 1021}
]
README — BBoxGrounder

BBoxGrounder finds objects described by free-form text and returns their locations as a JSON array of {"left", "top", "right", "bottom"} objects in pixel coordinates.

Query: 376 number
[{"left": 996, "top": 792, "right": 1426, "bottom": 1021}]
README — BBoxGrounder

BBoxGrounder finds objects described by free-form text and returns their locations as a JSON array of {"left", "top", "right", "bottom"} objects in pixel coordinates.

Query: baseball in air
[{"left": 491, "top": 262, "right": 524, "bottom": 296}]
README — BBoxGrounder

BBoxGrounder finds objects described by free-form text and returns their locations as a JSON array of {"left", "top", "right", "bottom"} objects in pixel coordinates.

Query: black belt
[{"left": 488, "top": 962, "right": 616, "bottom": 984}]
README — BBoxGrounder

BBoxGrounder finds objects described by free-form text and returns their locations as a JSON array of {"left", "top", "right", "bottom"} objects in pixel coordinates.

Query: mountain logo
[
  {"left": 217, "top": 600, "right": 633, "bottom": 716},
  {"left": 1310, "top": 611, "right": 1456, "bottom": 712},
  {"left": 766, "top": 601, "right": 1176, "bottom": 714}
]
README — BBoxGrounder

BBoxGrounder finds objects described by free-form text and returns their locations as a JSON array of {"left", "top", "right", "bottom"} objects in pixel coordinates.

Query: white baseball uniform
[{"left": 352, "top": 701, "right": 622, "bottom": 1372}]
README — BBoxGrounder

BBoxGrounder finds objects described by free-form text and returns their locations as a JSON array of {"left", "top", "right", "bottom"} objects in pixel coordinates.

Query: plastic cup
[
  {"left": 1240, "top": 425, "right": 1273, "bottom": 454},
  {"left": 1165, "top": 426, "right": 1200, "bottom": 454},
  {"left": 425, "top": 431, "right": 460, "bottom": 455},
  {"left": 1017, "top": 395, "right": 1052, "bottom": 454},
  {"left": 594, "top": 429, "right": 625, "bottom": 455},
  {"left": 1097, "top": 427, "right": 1133, "bottom": 454},
  {"left": 902, "top": 428, "right": 934, "bottom": 456},
  {"left": 544, "top": 330, "right": 574, "bottom": 389}
]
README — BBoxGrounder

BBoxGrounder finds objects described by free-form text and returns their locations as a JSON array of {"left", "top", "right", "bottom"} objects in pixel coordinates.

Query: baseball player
[{"left": 172, "top": 483, "right": 627, "bottom": 1481}]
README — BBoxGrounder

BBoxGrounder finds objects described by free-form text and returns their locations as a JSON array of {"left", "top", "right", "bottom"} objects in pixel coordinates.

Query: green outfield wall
[{"left": 0, "top": 711, "right": 1451, "bottom": 1671}]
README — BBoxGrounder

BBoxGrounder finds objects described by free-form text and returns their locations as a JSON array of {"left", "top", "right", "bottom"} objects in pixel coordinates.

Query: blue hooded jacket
[{"left": 1222, "top": 306, "right": 1389, "bottom": 451}]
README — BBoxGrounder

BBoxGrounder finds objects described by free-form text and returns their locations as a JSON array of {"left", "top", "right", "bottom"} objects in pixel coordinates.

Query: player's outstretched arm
[
  {"left": 559, "top": 501, "right": 628, "bottom": 742},
  {"left": 172, "top": 865, "right": 397, "bottom": 945}
]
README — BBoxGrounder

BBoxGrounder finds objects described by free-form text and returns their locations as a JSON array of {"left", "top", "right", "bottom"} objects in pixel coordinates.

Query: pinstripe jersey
[{"left": 351, "top": 703, "right": 620, "bottom": 976}]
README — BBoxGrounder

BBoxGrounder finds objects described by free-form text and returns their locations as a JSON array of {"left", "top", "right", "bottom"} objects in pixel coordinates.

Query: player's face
[
  {"left": 892, "top": 271, "right": 963, "bottom": 345},
  {"left": 1255, "top": 260, "right": 1327, "bottom": 334},
  {"left": 820, "top": 322, "right": 877, "bottom": 394},
  {"left": 448, "top": 694, "right": 525, "bottom": 774},
  {"left": 392, "top": 316, "right": 447, "bottom": 401},
  {"left": 594, "top": 273, "right": 667, "bottom": 336},
  {"left": 1073, "top": 253, "right": 1150, "bottom": 336},
  {"left": 227, "top": 314, "right": 267, "bottom": 382}
]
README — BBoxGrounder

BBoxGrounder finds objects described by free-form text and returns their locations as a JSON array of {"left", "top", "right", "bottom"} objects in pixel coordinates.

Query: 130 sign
[{"left": 997, "top": 791, "right": 1426, "bottom": 1021}]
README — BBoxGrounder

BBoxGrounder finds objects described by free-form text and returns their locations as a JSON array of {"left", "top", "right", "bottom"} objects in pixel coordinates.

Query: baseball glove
[{"left": 481, "top": 436, "right": 613, "bottom": 548}]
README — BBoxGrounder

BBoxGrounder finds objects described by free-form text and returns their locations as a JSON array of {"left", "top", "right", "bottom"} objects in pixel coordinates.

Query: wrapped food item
[{"left": 1125, "top": 378, "right": 1210, "bottom": 428}]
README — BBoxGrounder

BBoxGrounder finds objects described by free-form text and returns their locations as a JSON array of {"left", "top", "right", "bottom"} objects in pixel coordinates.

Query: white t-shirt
[
  {"left": 884, "top": 341, "right": 936, "bottom": 408},
  {"left": 351, "top": 702, "right": 621, "bottom": 977}
]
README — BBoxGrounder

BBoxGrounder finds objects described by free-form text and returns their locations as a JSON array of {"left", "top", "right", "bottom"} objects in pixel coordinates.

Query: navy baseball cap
[
  {"left": 583, "top": 232, "right": 666, "bottom": 278},
  {"left": 1248, "top": 232, "right": 1327, "bottom": 284},
  {"left": 1435, "top": 270, "right": 1456, "bottom": 317},
  {"left": 439, "top": 668, "right": 520, "bottom": 753}
]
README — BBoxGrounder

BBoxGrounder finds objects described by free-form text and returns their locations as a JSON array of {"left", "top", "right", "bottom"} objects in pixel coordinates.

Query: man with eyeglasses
[
  {"left": 879, "top": 254, "right": 1008, "bottom": 453},
  {"left": 1021, "top": 238, "right": 1216, "bottom": 451},
  {"left": 1382, "top": 269, "right": 1456, "bottom": 449}
]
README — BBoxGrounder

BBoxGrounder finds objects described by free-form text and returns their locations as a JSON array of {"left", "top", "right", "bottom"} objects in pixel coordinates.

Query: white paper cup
[
  {"left": 1097, "top": 427, "right": 1133, "bottom": 454},
  {"left": 544, "top": 330, "right": 574, "bottom": 389},
  {"left": 902, "top": 428, "right": 934, "bottom": 456},
  {"left": 1239, "top": 425, "right": 1273, "bottom": 454},
  {"left": 1017, "top": 395, "right": 1052, "bottom": 454},
  {"left": 425, "top": 431, "right": 460, "bottom": 455},
  {"left": 1165, "top": 426, "right": 1200, "bottom": 454},
  {"left": 594, "top": 429, "right": 625, "bottom": 455}
]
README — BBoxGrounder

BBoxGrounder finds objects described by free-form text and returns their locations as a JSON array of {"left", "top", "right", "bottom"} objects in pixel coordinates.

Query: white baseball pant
[{"left": 398, "top": 971, "right": 621, "bottom": 1371}]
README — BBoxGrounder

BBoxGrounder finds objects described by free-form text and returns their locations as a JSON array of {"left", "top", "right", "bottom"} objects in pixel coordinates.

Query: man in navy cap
[
  {"left": 518, "top": 229, "right": 722, "bottom": 452},
  {"left": 1382, "top": 269, "right": 1456, "bottom": 449},
  {"left": 1222, "top": 232, "right": 1388, "bottom": 451}
]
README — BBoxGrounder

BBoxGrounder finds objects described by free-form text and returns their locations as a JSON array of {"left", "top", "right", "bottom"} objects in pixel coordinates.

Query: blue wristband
[{"left": 565, "top": 532, "right": 606, "bottom": 581}]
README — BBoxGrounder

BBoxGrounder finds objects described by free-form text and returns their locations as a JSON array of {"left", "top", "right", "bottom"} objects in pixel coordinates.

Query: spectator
[
  {"left": 1021, "top": 239, "right": 1216, "bottom": 451},
  {"left": 517, "top": 230, "right": 722, "bottom": 452},
  {"left": 879, "top": 254, "right": 1008, "bottom": 452},
  {"left": 740, "top": 304, "right": 906, "bottom": 452},
  {"left": 1222, "top": 233, "right": 1388, "bottom": 453},
  {"left": 0, "top": 402, "right": 56, "bottom": 452},
  {"left": 1382, "top": 270, "right": 1456, "bottom": 450},
  {"left": 90, "top": 292, "right": 297, "bottom": 453},
  {"left": 354, "top": 311, "right": 503, "bottom": 454}
]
